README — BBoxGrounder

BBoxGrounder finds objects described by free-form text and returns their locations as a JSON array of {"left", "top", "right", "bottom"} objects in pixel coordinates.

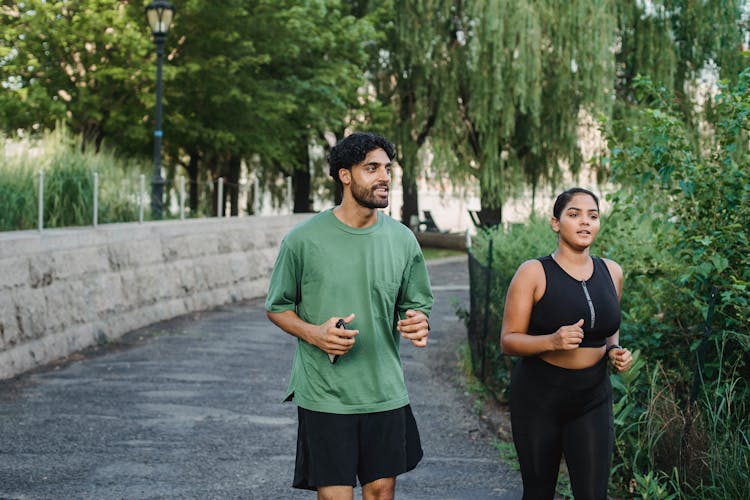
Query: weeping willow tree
[
  {"left": 427, "top": 0, "right": 618, "bottom": 226},
  {"left": 614, "top": 0, "right": 748, "bottom": 141},
  {"left": 369, "top": 0, "right": 745, "bottom": 226},
  {"left": 367, "top": 0, "right": 456, "bottom": 225}
]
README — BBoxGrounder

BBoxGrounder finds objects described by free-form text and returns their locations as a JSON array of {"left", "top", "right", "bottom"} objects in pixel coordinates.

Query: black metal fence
[{"left": 466, "top": 240, "right": 515, "bottom": 401}]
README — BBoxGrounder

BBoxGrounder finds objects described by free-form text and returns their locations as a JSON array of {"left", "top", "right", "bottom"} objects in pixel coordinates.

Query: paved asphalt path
[{"left": 0, "top": 256, "right": 522, "bottom": 499}]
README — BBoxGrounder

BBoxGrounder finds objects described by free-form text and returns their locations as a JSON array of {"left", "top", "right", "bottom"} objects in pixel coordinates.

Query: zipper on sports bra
[{"left": 581, "top": 281, "right": 596, "bottom": 329}]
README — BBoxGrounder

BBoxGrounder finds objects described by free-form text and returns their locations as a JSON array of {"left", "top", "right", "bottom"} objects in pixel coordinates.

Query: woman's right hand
[{"left": 553, "top": 319, "right": 584, "bottom": 350}]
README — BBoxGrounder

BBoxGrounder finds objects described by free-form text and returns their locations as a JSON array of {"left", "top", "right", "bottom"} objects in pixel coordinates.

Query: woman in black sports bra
[{"left": 501, "top": 187, "right": 633, "bottom": 500}]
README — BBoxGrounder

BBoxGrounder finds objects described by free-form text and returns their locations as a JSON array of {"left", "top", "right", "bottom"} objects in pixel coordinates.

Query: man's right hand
[{"left": 313, "top": 313, "right": 358, "bottom": 356}]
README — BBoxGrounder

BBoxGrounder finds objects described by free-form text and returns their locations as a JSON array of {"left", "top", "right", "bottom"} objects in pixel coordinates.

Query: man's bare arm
[{"left": 266, "top": 310, "right": 359, "bottom": 356}]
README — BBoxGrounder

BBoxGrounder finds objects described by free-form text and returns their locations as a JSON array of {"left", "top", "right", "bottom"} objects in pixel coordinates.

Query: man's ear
[{"left": 338, "top": 168, "right": 351, "bottom": 186}]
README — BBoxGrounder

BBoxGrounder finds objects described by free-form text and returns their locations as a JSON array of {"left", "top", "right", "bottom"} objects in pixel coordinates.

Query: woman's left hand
[{"left": 609, "top": 347, "right": 633, "bottom": 372}]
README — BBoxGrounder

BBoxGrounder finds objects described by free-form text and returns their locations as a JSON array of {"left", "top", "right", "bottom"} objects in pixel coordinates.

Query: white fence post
[
  {"left": 93, "top": 172, "right": 98, "bottom": 227},
  {"left": 37, "top": 170, "right": 44, "bottom": 232},
  {"left": 179, "top": 175, "right": 186, "bottom": 220},
  {"left": 139, "top": 174, "right": 145, "bottom": 223},
  {"left": 253, "top": 176, "right": 260, "bottom": 215},
  {"left": 286, "top": 176, "right": 293, "bottom": 213},
  {"left": 217, "top": 178, "right": 224, "bottom": 218}
]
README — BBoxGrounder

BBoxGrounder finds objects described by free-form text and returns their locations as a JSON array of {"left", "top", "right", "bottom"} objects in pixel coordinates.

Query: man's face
[{"left": 347, "top": 148, "right": 392, "bottom": 209}]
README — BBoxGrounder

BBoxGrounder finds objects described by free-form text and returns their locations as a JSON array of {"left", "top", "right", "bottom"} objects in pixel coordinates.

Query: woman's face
[{"left": 551, "top": 193, "right": 600, "bottom": 250}]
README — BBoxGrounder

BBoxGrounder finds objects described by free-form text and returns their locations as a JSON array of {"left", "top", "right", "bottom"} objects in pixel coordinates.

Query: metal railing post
[
  {"left": 93, "top": 172, "right": 99, "bottom": 227},
  {"left": 253, "top": 176, "right": 260, "bottom": 215},
  {"left": 481, "top": 238, "right": 493, "bottom": 381},
  {"left": 37, "top": 170, "right": 44, "bottom": 232},
  {"left": 217, "top": 178, "right": 224, "bottom": 217},
  {"left": 139, "top": 174, "right": 145, "bottom": 223},
  {"left": 179, "top": 175, "right": 185, "bottom": 220},
  {"left": 286, "top": 176, "right": 293, "bottom": 213}
]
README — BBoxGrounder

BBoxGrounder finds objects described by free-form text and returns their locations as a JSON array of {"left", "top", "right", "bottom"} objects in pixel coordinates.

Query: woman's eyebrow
[{"left": 566, "top": 206, "right": 599, "bottom": 212}]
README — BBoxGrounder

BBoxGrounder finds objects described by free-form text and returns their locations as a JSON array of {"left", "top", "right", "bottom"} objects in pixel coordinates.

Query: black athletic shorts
[{"left": 293, "top": 404, "right": 423, "bottom": 490}]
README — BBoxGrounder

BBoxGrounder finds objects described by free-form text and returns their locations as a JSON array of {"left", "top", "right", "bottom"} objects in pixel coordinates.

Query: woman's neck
[{"left": 552, "top": 245, "right": 591, "bottom": 266}]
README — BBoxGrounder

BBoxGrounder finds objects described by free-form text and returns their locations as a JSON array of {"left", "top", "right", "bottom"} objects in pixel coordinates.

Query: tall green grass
[
  {"left": 0, "top": 146, "right": 36, "bottom": 230},
  {"left": 0, "top": 128, "right": 149, "bottom": 231}
]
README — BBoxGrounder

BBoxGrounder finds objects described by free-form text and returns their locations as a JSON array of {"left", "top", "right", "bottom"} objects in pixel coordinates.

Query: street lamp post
[{"left": 145, "top": 0, "right": 175, "bottom": 219}]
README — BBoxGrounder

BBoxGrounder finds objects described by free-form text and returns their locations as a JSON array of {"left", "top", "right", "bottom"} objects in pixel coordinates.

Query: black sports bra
[{"left": 527, "top": 255, "right": 621, "bottom": 347}]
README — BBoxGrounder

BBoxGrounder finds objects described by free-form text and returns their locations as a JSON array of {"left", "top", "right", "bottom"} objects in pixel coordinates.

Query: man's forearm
[{"left": 266, "top": 310, "right": 315, "bottom": 344}]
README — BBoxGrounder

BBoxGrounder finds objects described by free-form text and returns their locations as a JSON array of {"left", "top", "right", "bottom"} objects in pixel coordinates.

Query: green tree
[
  {"left": 163, "top": 0, "right": 267, "bottom": 214},
  {"left": 165, "top": 0, "right": 374, "bottom": 215},
  {"left": 365, "top": 1, "right": 454, "bottom": 225},
  {"left": 252, "top": 0, "right": 374, "bottom": 213},
  {"left": 613, "top": 0, "right": 748, "bottom": 139},
  {"left": 0, "top": 1, "right": 152, "bottom": 153},
  {"left": 426, "top": 0, "right": 617, "bottom": 226}
]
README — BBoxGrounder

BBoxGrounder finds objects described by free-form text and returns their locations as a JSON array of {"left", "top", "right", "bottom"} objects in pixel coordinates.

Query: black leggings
[{"left": 510, "top": 356, "right": 613, "bottom": 500}]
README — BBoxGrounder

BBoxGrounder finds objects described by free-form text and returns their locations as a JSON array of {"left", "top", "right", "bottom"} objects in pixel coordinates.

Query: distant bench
[{"left": 410, "top": 210, "right": 442, "bottom": 233}]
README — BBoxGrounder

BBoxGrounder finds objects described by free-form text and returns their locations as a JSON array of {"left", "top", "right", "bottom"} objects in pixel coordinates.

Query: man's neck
[{"left": 333, "top": 200, "right": 379, "bottom": 228}]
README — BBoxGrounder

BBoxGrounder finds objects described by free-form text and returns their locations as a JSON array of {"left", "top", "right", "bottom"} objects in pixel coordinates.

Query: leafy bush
[
  {"left": 469, "top": 70, "right": 749, "bottom": 499},
  {"left": 601, "top": 71, "right": 750, "bottom": 497}
]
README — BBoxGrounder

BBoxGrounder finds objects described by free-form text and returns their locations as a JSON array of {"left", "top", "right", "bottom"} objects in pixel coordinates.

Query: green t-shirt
[{"left": 265, "top": 209, "right": 434, "bottom": 414}]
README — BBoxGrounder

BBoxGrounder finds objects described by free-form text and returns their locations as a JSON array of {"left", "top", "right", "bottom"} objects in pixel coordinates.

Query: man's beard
[{"left": 351, "top": 178, "right": 389, "bottom": 209}]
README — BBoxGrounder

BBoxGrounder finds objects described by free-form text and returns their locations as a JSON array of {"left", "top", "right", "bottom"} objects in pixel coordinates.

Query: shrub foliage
[{"left": 470, "top": 71, "right": 749, "bottom": 498}]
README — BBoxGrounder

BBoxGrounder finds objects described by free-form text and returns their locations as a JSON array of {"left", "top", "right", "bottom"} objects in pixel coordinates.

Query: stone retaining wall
[{"left": 0, "top": 215, "right": 309, "bottom": 380}]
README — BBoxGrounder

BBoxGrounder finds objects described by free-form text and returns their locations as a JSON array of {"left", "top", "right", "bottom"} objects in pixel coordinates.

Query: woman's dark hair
[
  {"left": 552, "top": 187, "right": 599, "bottom": 219},
  {"left": 328, "top": 132, "right": 396, "bottom": 188}
]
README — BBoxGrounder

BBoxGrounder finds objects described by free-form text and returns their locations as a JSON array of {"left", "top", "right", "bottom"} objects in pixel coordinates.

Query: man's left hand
[{"left": 397, "top": 309, "right": 429, "bottom": 348}]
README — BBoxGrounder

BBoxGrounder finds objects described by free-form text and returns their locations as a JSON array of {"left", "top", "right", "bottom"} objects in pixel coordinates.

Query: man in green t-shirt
[{"left": 266, "top": 132, "right": 433, "bottom": 499}]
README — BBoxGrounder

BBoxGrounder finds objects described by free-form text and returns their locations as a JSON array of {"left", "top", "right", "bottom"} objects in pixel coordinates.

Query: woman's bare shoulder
[
  {"left": 602, "top": 258, "right": 623, "bottom": 279},
  {"left": 512, "top": 259, "right": 545, "bottom": 283}
]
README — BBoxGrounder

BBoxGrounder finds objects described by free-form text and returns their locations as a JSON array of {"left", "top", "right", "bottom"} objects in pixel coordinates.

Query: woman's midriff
[{"left": 540, "top": 346, "right": 607, "bottom": 370}]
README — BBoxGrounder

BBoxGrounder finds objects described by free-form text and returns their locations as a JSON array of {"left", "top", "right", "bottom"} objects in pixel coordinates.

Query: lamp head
[{"left": 145, "top": 0, "right": 175, "bottom": 36}]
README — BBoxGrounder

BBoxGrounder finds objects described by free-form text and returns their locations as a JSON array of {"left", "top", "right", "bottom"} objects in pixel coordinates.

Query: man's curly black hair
[{"left": 328, "top": 132, "right": 396, "bottom": 190}]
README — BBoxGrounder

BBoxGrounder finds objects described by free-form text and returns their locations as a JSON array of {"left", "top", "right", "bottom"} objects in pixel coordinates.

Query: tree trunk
[
  {"left": 227, "top": 154, "right": 241, "bottom": 216},
  {"left": 293, "top": 170, "right": 313, "bottom": 212},
  {"left": 187, "top": 152, "right": 200, "bottom": 212},
  {"left": 293, "top": 146, "right": 313, "bottom": 212},
  {"left": 401, "top": 174, "right": 419, "bottom": 228},
  {"left": 397, "top": 128, "right": 420, "bottom": 228},
  {"left": 478, "top": 182, "right": 502, "bottom": 228},
  {"left": 205, "top": 154, "right": 219, "bottom": 217},
  {"left": 476, "top": 206, "right": 502, "bottom": 228}
]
